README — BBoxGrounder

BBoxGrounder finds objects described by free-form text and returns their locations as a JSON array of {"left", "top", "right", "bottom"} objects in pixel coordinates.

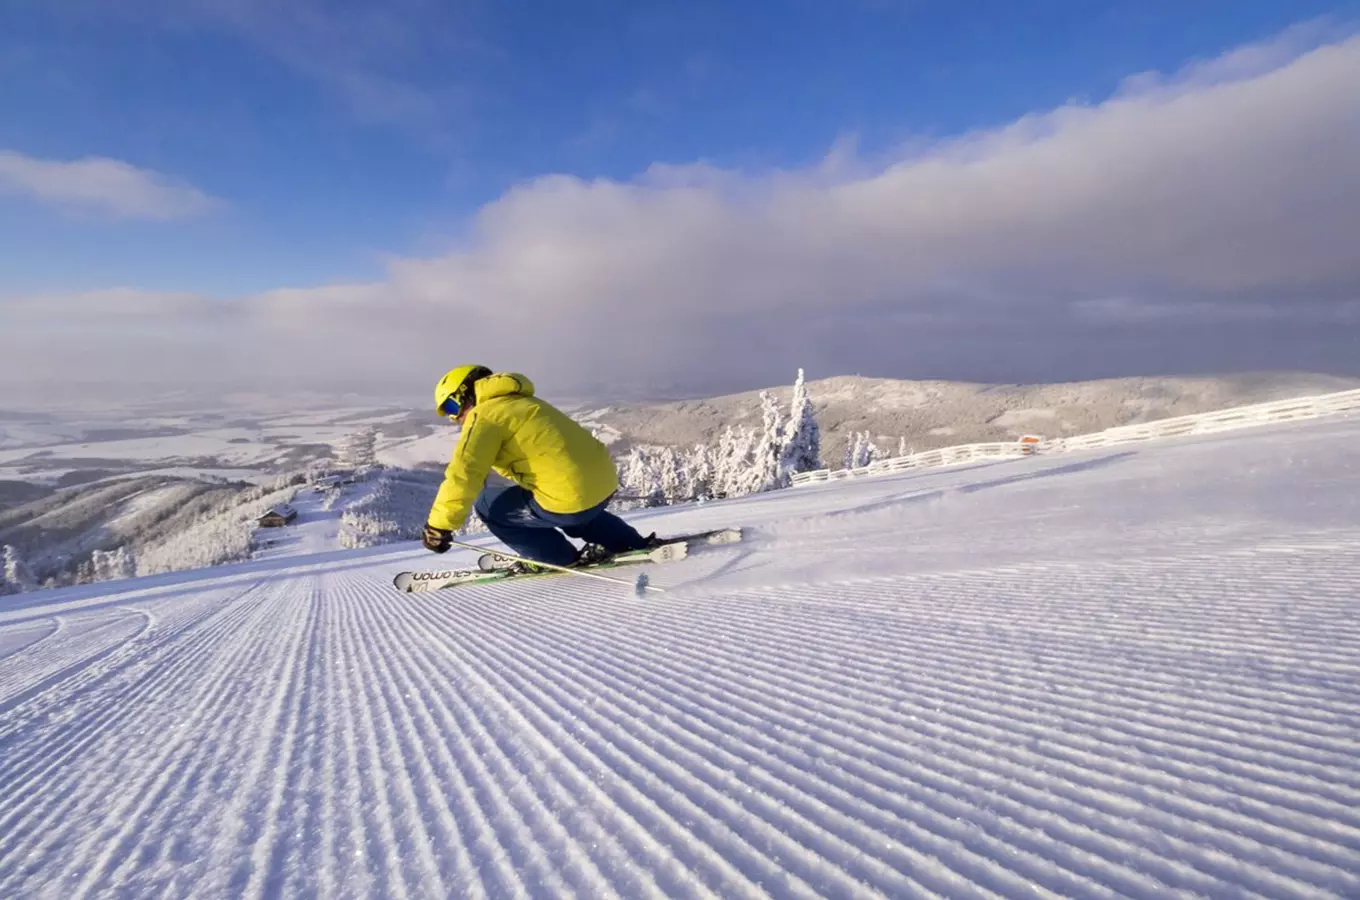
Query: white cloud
[
  {"left": 4, "top": 29, "right": 1359, "bottom": 402},
  {"left": 0, "top": 151, "right": 222, "bottom": 220}
]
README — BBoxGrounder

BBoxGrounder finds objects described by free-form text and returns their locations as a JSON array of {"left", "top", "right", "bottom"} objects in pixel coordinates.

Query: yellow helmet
[{"left": 434, "top": 364, "right": 491, "bottom": 417}]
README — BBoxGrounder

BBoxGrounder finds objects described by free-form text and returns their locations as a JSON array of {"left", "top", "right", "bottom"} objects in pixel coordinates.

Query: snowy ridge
[
  {"left": 584, "top": 372, "right": 1360, "bottom": 466},
  {"left": 1, "top": 416, "right": 1359, "bottom": 897}
]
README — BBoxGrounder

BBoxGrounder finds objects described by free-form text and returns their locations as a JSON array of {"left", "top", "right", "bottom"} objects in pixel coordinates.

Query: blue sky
[
  {"left": 2, "top": 1, "right": 1359, "bottom": 400},
  {"left": 2, "top": 0, "right": 1350, "bottom": 295}
]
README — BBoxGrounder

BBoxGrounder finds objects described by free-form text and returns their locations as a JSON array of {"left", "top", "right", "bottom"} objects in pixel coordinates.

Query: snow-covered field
[
  {"left": 374, "top": 425, "right": 457, "bottom": 469},
  {"left": 0, "top": 404, "right": 422, "bottom": 484},
  {"left": 1, "top": 416, "right": 1357, "bottom": 898}
]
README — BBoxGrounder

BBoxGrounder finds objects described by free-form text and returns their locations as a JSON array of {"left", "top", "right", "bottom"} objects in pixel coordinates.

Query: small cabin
[{"left": 258, "top": 505, "right": 298, "bottom": 528}]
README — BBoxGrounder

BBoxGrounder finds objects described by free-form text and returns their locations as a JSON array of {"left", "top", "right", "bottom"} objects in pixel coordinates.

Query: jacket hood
[{"left": 474, "top": 372, "right": 535, "bottom": 403}]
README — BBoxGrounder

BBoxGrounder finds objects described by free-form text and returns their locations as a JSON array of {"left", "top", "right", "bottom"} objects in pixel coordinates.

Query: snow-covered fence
[
  {"left": 1046, "top": 388, "right": 1360, "bottom": 452},
  {"left": 791, "top": 441, "right": 1032, "bottom": 485},
  {"left": 790, "top": 388, "right": 1360, "bottom": 487}
]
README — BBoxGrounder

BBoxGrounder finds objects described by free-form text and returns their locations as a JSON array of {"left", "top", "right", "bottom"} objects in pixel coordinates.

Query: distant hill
[
  {"left": 0, "top": 474, "right": 306, "bottom": 589},
  {"left": 0, "top": 480, "right": 54, "bottom": 511},
  {"left": 579, "top": 371, "right": 1360, "bottom": 466},
  {"left": 0, "top": 476, "right": 230, "bottom": 586}
]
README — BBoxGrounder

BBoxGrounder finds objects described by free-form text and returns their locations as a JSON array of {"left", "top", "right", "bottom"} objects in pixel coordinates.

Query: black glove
[{"left": 422, "top": 523, "right": 453, "bottom": 553}]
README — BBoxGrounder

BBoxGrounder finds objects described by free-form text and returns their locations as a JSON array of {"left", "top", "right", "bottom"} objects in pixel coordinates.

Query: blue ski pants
[{"left": 473, "top": 482, "right": 647, "bottom": 566}]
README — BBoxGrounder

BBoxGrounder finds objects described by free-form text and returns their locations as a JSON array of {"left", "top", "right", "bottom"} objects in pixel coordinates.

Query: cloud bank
[
  {"left": 4, "top": 30, "right": 1359, "bottom": 404},
  {"left": 0, "top": 151, "right": 222, "bottom": 220}
]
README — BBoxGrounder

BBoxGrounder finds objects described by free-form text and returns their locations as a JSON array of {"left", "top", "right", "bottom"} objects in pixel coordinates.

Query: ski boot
[
  {"left": 577, "top": 533, "right": 664, "bottom": 568},
  {"left": 576, "top": 543, "right": 616, "bottom": 567}
]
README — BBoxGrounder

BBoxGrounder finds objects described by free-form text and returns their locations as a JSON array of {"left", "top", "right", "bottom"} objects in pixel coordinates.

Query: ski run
[{"left": 1, "top": 415, "right": 1358, "bottom": 899}]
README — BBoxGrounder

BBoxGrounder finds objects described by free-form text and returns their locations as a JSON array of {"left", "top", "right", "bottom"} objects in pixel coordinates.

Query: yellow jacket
[{"left": 427, "top": 372, "right": 620, "bottom": 532}]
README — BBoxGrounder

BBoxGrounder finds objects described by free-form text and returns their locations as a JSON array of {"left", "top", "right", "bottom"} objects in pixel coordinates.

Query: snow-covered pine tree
[
  {"left": 620, "top": 447, "right": 641, "bottom": 501},
  {"left": 335, "top": 468, "right": 479, "bottom": 550},
  {"left": 1, "top": 545, "right": 34, "bottom": 596},
  {"left": 779, "top": 368, "right": 822, "bottom": 478},
  {"left": 91, "top": 546, "right": 136, "bottom": 583},
  {"left": 644, "top": 456, "right": 667, "bottom": 506},
  {"left": 735, "top": 426, "right": 769, "bottom": 496},
  {"left": 686, "top": 443, "right": 714, "bottom": 501},
  {"left": 674, "top": 447, "right": 696, "bottom": 501},
  {"left": 845, "top": 431, "right": 881, "bottom": 469},
  {"left": 90, "top": 549, "right": 111, "bottom": 583},
  {"left": 755, "top": 390, "right": 785, "bottom": 491},
  {"left": 721, "top": 426, "right": 755, "bottom": 497},
  {"left": 622, "top": 447, "right": 665, "bottom": 506},
  {"left": 710, "top": 428, "right": 735, "bottom": 498},
  {"left": 732, "top": 427, "right": 753, "bottom": 496},
  {"left": 657, "top": 446, "right": 685, "bottom": 503}
]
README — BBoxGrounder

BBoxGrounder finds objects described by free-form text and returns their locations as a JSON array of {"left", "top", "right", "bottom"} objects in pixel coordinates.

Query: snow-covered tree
[
  {"left": 1, "top": 545, "right": 34, "bottom": 596},
  {"left": 754, "top": 390, "right": 785, "bottom": 491},
  {"left": 685, "top": 443, "right": 714, "bottom": 501},
  {"left": 710, "top": 425, "right": 756, "bottom": 497},
  {"left": 844, "top": 431, "right": 881, "bottom": 470},
  {"left": 90, "top": 546, "right": 136, "bottom": 583},
  {"left": 710, "top": 428, "right": 735, "bottom": 497},
  {"left": 612, "top": 369, "right": 820, "bottom": 506},
  {"left": 337, "top": 468, "right": 474, "bottom": 549},
  {"left": 621, "top": 447, "right": 664, "bottom": 506},
  {"left": 779, "top": 368, "right": 822, "bottom": 477},
  {"left": 620, "top": 447, "right": 643, "bottom": 497},
  {"left": 656, "top": 446, "right": 685, "bottom": 503}
]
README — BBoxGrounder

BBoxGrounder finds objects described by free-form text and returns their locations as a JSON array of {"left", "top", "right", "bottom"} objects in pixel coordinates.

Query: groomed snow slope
[{"left": 2, "top": 417, "right": 1358, "bottom": 899}]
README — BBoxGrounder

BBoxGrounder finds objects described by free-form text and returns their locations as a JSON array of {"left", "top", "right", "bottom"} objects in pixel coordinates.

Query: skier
[{"left": 421, "top": 365, "right": 656, "bottom": 573}]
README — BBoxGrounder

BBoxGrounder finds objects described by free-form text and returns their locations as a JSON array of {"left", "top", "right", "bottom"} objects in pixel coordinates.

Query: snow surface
[
  {"left": 375, "top": 425, "right": 456, "bottom": 470},
  {"left": 1, "top": 417, "right": 1358, "bottom": 898},
  {"left": 0, "top": 430, "right": 320, "bottom": 467},
  {"left": 105, "top": 484, "right": 202, "bottom": 529}
]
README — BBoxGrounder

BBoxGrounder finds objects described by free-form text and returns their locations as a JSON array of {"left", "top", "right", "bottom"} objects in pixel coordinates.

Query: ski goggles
[{"left": 439, "top": 394, "right": 463, "bottom": 418}]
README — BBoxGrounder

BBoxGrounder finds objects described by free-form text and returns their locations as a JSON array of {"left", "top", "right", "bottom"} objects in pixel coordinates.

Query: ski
[
  {"left": 393, "top": 527, "right": 742, "bottom": 594},
  {"left": 394, "top": 543, "right": 684, "bottom": 593}
]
